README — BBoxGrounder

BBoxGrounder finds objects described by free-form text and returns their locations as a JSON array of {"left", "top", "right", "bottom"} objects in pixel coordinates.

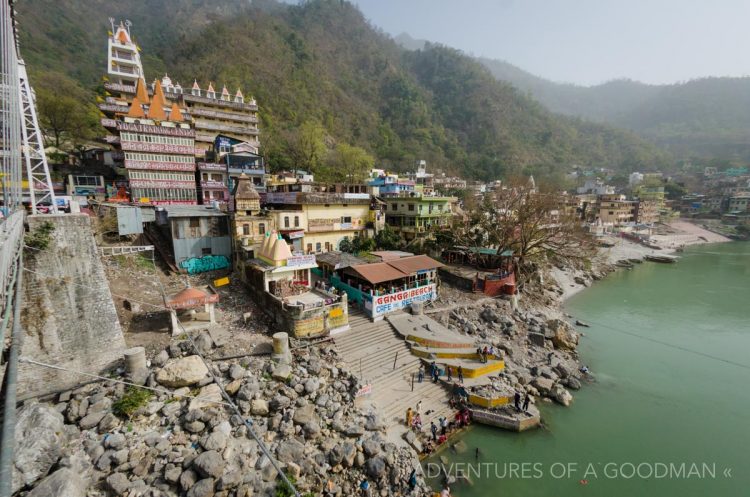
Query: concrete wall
[{"left": 19, "top": 214, "right": 126, "bottom": 399}]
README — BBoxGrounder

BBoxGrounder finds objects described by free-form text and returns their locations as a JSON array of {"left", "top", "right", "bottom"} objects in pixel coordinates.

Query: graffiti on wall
[{"left": 179, "top": 255, "right": 230, "bottom": 275}]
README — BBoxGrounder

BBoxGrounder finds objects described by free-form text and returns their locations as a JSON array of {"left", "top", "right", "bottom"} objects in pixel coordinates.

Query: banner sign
[{"left": 369, "top": 284, "right": 436, "bottom": 318}]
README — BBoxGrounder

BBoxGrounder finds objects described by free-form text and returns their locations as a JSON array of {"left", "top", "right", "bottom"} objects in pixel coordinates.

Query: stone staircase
[{"left": 333, "top": 311, "right": 454, "bottom": 441}]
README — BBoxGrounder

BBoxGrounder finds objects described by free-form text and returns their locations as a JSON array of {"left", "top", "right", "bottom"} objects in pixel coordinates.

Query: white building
[
  {"left": 629, "top": 172, "right": 644, "bottom": 186},
  {"left": 107, "top": 20, "right": 144, "bottom": 87}
]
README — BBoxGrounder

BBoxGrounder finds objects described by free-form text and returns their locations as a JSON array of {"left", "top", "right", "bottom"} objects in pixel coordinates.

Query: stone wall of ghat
[{"left": 18, "top": 214, "right": 126, "bottom": 399}]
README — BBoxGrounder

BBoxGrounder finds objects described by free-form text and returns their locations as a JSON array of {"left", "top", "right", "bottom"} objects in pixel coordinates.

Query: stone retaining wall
[{"left": 19, "top": 214, "right": 126, "bottom": 399}]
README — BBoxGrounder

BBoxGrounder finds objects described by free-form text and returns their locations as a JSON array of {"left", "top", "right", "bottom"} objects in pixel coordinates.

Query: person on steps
[{"left": 458, "top": 366, "right": 464, "bottom": 383}]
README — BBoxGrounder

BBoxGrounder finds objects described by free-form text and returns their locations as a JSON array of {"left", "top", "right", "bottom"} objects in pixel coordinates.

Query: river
[{"left": 424, "top": 242, "right": 750, "bottom": 497}]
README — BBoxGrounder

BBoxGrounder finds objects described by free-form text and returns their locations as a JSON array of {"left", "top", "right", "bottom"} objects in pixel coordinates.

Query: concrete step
[
  {"left": 410, "top": 345, "right": 481, "bottom": 360},
  {"left": 433, "top": 358, "right": 506, "bottom": 379}
]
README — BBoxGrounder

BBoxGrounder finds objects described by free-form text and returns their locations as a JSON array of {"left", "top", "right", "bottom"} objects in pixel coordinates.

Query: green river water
[{"left": 424, "top": 242, "right": 750, "bottom": 497}]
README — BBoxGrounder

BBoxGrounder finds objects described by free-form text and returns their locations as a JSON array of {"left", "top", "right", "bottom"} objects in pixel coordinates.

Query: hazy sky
[{"left": 349, "top": 0, "right": 750, "bottom": 86}]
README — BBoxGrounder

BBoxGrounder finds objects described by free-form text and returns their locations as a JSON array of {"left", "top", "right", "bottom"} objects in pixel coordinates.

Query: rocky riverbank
[{"left": 11, "top": 333, "right": 431, "bottom": 497}]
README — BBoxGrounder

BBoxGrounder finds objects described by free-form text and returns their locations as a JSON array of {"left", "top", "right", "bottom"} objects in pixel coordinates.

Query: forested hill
[
  {"left": 478, "top": 57, "right": 750, "bottom": 162},
  {"left": 16, "top": 0, "right": 670, "bottom": 179}
]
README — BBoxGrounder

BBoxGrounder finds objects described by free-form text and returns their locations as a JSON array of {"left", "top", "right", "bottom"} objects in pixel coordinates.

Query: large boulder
[
  {"left": 192, "top": 450, "right": 225, "bottom": 479},
  {"left": 276, "top": 439, "right": 305, "bottom": 463},
  {"left": 551, "top": 385, "right": 574, "bottom": 407},
  {"left": 292, "top": 404, "right": 317, "bottom": 426},
  {"left": 27, "top": 468, "right": 86, "bottom": 497},
  {"left": 13, "top": 403, "right": 66, "bottom": 493},
  {"left": 156, "top": 355, "right": 209, "bottom": 388},
  {"left": 364, "top": 456, "right": 387, "bottom": 478},
  {"left": 532, "top": 377, "right": 555, "bottom": 395},
  {"left": 547, "top": 320, "right": 579, "bottom": 351},
  {"left": 188, "top": 384, "right": 222, "bottom": 411}
]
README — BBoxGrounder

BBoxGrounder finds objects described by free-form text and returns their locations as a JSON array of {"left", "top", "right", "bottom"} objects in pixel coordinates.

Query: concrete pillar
[
  {"left": 272, "top": 332, "right": 292, "bottom": 365},
  {"left": 170, "top": 310, "right": 181, "bottom": 337},
  {"left": 124, "top": 347, "right": 146, "bottom": 373},
  {"left": 208, "top": 303, "right": 216, "bottom": 324}
]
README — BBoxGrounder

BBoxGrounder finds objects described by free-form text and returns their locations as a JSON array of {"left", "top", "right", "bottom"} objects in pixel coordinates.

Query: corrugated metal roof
[
  {"left": 161, "top": 205, "right": 227, "bottom": 218},
  {"left": 369, "top": 250, "right": 414, "bottom": 261},
  {"left": 385, "top": 255, "right": 444, "bottom": 274},
  {"left": 348, "top": 263, "right": 409, "bottom": 285}
]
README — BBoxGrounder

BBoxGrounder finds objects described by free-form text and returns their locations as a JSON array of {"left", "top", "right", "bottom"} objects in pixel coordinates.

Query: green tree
[
  {"left": 35, "top": 72, "right": 101, "bottom": 152},
  {"left": 320, "top": 143, "right": 375, "bottom": 183},
  {"left": 288, "top": 120, "right": 327, "bottom": 175},
  {"left": 374, "top": 225, "right": 401, "bottom": 250}
]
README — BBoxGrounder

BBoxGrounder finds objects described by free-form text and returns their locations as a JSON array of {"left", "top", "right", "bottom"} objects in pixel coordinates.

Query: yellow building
[
  {"left": 596, "top": 194, "right": 637, "bottom": 226},
  {"left": 231, "top": 174, "right": 275, "bottom": 273},
  {"left": 263, "top": 191, "right": 373, "bottom": 254}
]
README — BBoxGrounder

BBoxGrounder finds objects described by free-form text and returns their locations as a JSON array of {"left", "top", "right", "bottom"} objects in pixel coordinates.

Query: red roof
[{"left": 166, "top": 287, "right": 219, "bottom": 309}]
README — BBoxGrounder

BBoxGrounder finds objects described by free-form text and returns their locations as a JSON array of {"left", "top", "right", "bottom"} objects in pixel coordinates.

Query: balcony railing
[
  {"left": 197, "top": 162, "right": 226, "bottom": 171},
  {"left": 124, "top": 160, "right": 196, "bottom": 172},
  {"left": 129, "top": 179, "right": 197, "bottom": 190},
  {"left": 189, "top": 107, "right": 258, "bottom": 123},
  {"left": 194, "top": 120, "right": 259, "bottom": 135},
  {"left": 200, "top": 181, "right": 228, "bottom": 189},
  {"left": 120, "top": 141, "right": 197, "bottom": 155},
  {"left": 184, "top": 93, "right": 258, "bottom": 111},
  {"left": 98, "top": 103, "right": 130, "bottom": 113}
]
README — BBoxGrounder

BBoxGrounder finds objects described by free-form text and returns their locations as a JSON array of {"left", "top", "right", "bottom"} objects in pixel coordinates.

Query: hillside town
[{"left": 1, "top": 11, "right": 749, "bottom": 497}]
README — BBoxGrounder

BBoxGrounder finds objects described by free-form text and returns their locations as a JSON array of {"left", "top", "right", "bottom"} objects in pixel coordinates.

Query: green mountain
[
  {"left": 16, "top": 0, "right": 671, "bottom": 180},
  {"left": 477, "top": 57, "right": 750, "bottom": 162}
]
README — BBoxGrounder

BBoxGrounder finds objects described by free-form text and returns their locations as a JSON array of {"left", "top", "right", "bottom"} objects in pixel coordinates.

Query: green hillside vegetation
[
  {"left": 478, "top": 57, "right": 750, "bottom": 162},
  {"left": 17, "top": 0, "right": 671, "bottom": 180}
]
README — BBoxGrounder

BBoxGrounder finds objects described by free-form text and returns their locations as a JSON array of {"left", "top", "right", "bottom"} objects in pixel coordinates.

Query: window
[
  {"left": 242, "top": 224, "right": 250, "bottom": 235},
  {"left": 325, "top": 242, "right": 331, "bottom": 252},
  {"left": 201, "top": 247, "right": 212, "bottom": 256},
  {"left": 341, "top": 216, "right": 352, "bottom": 224},
  {"left": 284, "top": 217, "right": 290, "bottom": 228},
  {"left": 392, "top": 203, "right": 397, "bottom": 211},
  {"left": 294, "top": 216, "right": 300, "bottom": 228},
  {"left": 408, "top": 204, "right": 415, "bottom": 211},
  {"left": 190, "top": 218, "right": 200, "bottom": 228},
  {"left": 258, "top": 223, "right": 266, "bottom": 235},
  {"left": 307, "top": 243, "right": 313, "bottom": 254},
  {"left": 315, "top": 242, "right": 322, "bottom": 252}
]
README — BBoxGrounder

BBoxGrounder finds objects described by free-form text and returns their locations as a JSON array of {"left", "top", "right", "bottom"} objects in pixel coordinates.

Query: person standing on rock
[
  {"left": 458, "top": 366, "right": 464, "bottom": 383},
  {"left": 523, "top": 393, "right": 531, "bottom": 413},
  {"left": 406, "top": 407, "right": 414, "bottom": 427},
  {"left": 514, "top": 391, "right": 521, "bottom": 411}
]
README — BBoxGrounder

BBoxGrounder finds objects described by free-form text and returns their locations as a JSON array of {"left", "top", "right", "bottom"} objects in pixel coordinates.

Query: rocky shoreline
[
  {"left": 12, "top": 222, "right": 728, "bottom": 497},
  {"left": 12, "top": 334, "right": 431, "bottom": 497}
]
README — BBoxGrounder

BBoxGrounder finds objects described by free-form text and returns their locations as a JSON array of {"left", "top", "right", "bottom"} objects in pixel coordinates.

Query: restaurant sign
[{"left": 368, "top": 284, "right": 436, "bottom": 318}]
